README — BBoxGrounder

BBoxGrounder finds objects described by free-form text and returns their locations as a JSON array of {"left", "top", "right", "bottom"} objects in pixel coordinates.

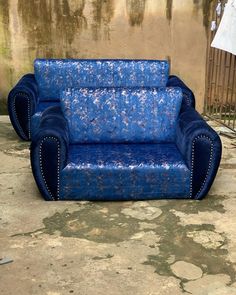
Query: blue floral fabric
[
  {"left": 34, "top": 59, "right": 169, "bottom": 101},
  {"left": 60, "top": 143, "right": 190, "bottom": 200},
  {"left": 60, "top": 87, "right": 183, "bottom": 144}
]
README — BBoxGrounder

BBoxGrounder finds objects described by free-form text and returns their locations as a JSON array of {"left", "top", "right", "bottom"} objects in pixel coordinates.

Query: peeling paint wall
[{"left": 0, "top": 0, "right": 211, "bottom": 113}]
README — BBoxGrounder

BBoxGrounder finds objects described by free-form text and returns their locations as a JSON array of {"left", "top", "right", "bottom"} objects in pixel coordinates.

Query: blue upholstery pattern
[
  {"left": 61, "top": 87, "right": 182, "bottom": 144},
  {"left": 34, "top": 59, "right": 169, "bottom": 101},
  {"left": 7, "top": 59, "right": 221, "bottom": 201},
  {"left": 8, "top": 59, "right": 197, "bottom": 142},
  {"left": 30, "top": 103, "right": 222, "bottom": 201},
  {"left": 60, "top": 143, "right": 190, "bottom": 200}
]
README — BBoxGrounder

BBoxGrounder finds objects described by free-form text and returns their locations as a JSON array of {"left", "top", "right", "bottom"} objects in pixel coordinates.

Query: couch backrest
[
  {"left": 60, "top": 87, "right": 182, "bottom": 144},
  {"left": 34, "top": 59, "right": 169, "bottom": 101}
]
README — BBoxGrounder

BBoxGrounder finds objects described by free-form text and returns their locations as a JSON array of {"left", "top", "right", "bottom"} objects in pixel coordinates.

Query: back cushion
[
  {"left": 34, "top": 59, "right": 169, "bottom": 101},
  {"left": 60, "top": 87, "right": 182, "bottom": 144}
]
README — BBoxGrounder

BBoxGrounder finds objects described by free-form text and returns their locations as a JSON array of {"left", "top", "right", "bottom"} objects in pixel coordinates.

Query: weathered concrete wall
[{"left": 0, "top": 0, "right": 210, "bottom": 114}]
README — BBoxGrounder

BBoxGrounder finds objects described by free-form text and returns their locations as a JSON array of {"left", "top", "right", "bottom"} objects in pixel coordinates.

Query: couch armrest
[
  {"left": 167, "top": 75, "right": 195, "bottom": 108},
  {"left": 8, "top": 74, "right": 39, "bottom": 140},
  {"left": 31, "top": 106, "right": 69, "bottom": 201},
  {"left": 176, "top": 106, "right": 222, "bottom": 199}
]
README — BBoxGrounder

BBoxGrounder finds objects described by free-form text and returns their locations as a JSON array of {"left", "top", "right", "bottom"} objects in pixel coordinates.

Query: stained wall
[{"left": 0, "top": 0, "right": 211, "bottom": 113}]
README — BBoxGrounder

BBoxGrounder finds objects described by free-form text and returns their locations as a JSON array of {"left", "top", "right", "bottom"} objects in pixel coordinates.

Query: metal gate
[{"left": 205, "top": 0, "right": 236, "bottom": 131}]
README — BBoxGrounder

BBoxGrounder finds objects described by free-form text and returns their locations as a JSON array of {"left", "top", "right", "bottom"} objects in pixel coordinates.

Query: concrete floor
[{"left": 0, "top": 116, "right": 236, "bottom": 295}]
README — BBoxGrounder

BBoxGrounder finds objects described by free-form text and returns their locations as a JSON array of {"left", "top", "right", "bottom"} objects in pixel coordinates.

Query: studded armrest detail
[
  {"left": 30, "top": 106, "right": 69, "bottom": 200},
  {"left": 8, "top": 74, "right": 39, "bottom": 140},
  {"left": 176, "top": 105, "right": 222, "bottom": 199}
]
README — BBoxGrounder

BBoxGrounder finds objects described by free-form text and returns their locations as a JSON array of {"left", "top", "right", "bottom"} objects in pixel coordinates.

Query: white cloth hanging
[{"left": 211, "top": 0, "right": 236, "bottom": 55}]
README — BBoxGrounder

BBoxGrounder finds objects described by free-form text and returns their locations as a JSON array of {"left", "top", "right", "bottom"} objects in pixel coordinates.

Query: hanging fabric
[
  {"left": 211, "top": 0, "right": 236, "bottom": 55},
  {"left": 216, "top": 2, "right": 222, "bottom": 16}
]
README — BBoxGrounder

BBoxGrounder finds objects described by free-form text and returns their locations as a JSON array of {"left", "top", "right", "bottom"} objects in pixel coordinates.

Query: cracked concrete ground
[{"left": 0, "top": 116, "right": 236, "bottom": 295}]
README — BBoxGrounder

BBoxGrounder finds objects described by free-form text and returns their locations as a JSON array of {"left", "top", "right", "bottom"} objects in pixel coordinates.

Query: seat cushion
[
  {"left": 31, "top": 101, "right": 60, "bottom": 138},
  {"left": 61, "top": 87, "right": 182, "bottom": 144},
  {"left": 34, "top": 59, "right": 169, "bottom": 101},
  {"left": 60, "top": 143, "right": 190, "bottom": 200}
]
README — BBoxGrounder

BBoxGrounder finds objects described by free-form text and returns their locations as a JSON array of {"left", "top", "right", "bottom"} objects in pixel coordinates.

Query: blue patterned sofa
[
  {"left": 28, "top": 59, "right": 221, "bottom": 201},
  {"left": 8, "top": 59, "right": 195, "bottom": 140}
]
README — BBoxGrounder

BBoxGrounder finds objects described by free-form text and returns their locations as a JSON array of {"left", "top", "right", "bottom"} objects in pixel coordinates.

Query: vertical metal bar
[
  {"left": 211, "top": 0, "right": 221, "bottom": 117},
  {"left": 212, "top": 48, "right": 220, "bottom": 116},
  {"left": 216, "top": 48, "right": 224, "bottom": 117},
  {"left": 228, "top": 55, "right": 236, "bottom": 128},
  {"left": 205, "top": 0, "right": 236, "bottom": 131},
  {"left": 219, "top": 50, "right": 227, "bottom": 122},
  {"left": 223, "top": 53, "right": 230, "bottom": 124},
  {"left": 225, "top": 54, "right": 233, "bottom": 125},
  {"left": 215, "top": 0, "right": 225, "bottom": 119},
  {"left": 205, "top": 0, "right": 216, "bottom": 113},
  {"left": 205, "top": 0, "right": 217, "bottom": 115},
  {"left": 233, "top": 56, "right": 236, "bottom": 129}
]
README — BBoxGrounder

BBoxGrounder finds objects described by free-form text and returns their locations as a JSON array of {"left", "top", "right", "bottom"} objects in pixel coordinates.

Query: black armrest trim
[
  {"left": 39, "top": 136, "right": 60, "bottom": 200},
  {"left": 12, "top": 92, "right": 31, "bottom": 139},
  {"left": 190, "top": 135, "right": 214, "bottom": 198}
]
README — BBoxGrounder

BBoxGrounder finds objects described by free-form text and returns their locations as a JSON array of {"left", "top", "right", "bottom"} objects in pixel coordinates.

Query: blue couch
[
  {"left": 8, "top": 59, "right": 195, "bottom": 140},
  {"left": 28, "top": 59, "right": 221, "bottom": 201}
]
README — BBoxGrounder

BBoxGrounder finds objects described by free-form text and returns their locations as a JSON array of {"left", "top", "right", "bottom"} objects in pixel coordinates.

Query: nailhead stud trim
[
  {"left": 39, "top": 136, "right": 60, "bottom": 201},
  {"left": 190, "top": 134, "right": 213, "bottom": 199},
  {"left": 183, "top": 93, "right": 191, "bottom": 106},
  {"left": 27, "top": 95, "right": 31, "bottom": 139}
]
